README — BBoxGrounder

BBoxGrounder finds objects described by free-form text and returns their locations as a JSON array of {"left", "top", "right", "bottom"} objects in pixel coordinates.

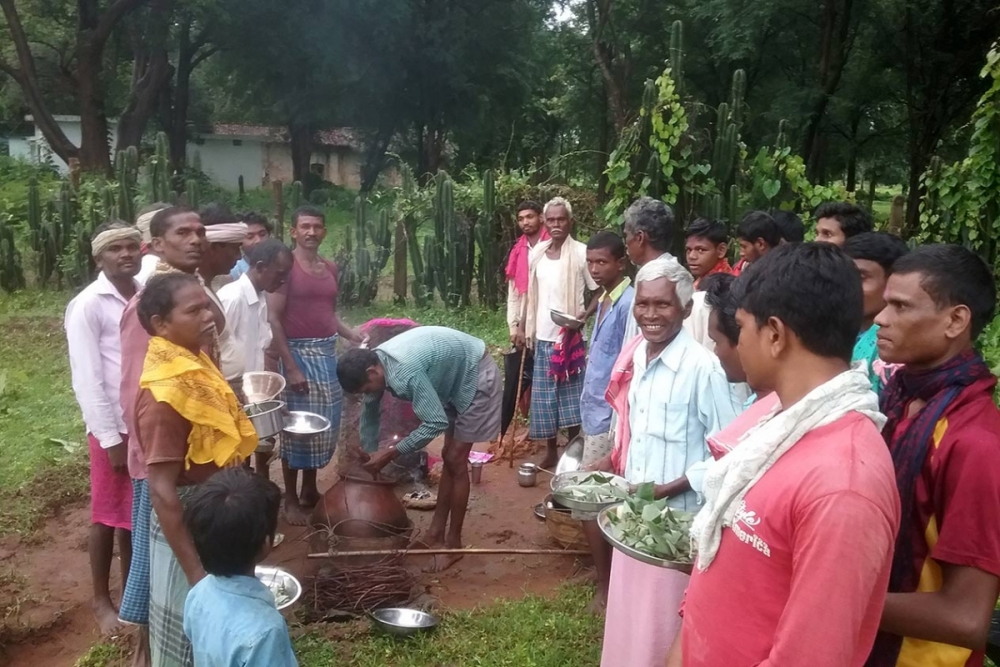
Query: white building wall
[{"left": 186, "top": 137, "right": 264, "bottom": 190}]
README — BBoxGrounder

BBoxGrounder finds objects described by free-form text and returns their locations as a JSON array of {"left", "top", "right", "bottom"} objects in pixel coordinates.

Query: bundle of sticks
[{"left": 303, "top": 558, "right": 416, "bottom": 621}]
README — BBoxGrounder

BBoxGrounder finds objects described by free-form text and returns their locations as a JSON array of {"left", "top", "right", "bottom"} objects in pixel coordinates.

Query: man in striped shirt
[{"left": 338, "top": 326, "right": 501, "bottom": 571}]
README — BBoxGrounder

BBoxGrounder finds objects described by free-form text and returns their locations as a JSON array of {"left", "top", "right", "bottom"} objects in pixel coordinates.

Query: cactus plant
[
  {"left": 185, "top": 179, "right": 200, "bottom": 210},
  {"left": 669, "top": 20, "right": 684, "bottom": 96},
  {"left": 427, "top": 170, "right": 473, "bottom": 308},
  {"left": 474, "top": 169, "right": 501, "bottom": 309},
  {"left": 289, "top": 181, "right": 302, "bottom": 213},
  {"left": 115, "top": 146, "right": 139, "bottom": 223},
  {"left": 151, "top": 132, "right": 171, "bottom": 202},
  {"left": 0, "top": 214, "right": 26, "bottom": 292}
]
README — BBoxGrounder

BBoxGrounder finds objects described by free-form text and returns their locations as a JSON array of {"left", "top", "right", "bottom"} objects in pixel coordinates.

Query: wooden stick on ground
[{"left": 307, "top": 547, "right": 589, "bottom": 559}]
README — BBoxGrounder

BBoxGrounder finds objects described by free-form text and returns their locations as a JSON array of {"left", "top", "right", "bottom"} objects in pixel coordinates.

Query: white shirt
[
  {"left": 534, "top": 255, "right": 564, "bottom": 342},
  {"left": 682, "top": 291, "right": 713, "bottom": 351},
  {"left": 625, "top": 328, "right": 742, "bottom": 511},
  {"left": 136, "top": 253, "right": 159, "bottom": 286},
  {"left": 65, "top": 272, "right": 137, "bottom": 448},
  {"left": 217, "top": 273, "right": 272, "bottom": 378}
]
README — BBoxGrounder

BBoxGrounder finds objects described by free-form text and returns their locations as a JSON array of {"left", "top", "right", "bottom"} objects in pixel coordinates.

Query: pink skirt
[
  {"left": 89, "top": 433, "right": 132, "bottom": 530},
  {"left": 600, "top": 550, "right": 689, "bottom": 667}
]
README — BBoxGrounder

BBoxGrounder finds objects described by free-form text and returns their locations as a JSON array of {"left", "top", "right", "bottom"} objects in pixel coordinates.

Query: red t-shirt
[
  {"left": 888, "top": 378, "right": 1000, "bottom": 667},
  {"left": 280, "top": 256, "right": 340, "bottom": 339},
  {"left": 683, "top": 402, "right": 900, "bottom": 667}
]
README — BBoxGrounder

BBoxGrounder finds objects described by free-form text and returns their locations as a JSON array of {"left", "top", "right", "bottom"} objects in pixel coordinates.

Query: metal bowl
[
  {"left": 245, "top": 400, "right": 286, "bottom": 439},
  {"left": 370, "top": 607, "right": 438, "bottom": 637},
  {"left": 550, "top": 309, "right": 584, "bottom": 329},
  {"left": 596, "top": 504, "right": 695, "bottom": 573},
  {"left": 550, "top": 470, "right": 629, "bottom": 513},
  {"left": 555, "top": 435, "right": 584, "bottom": 475},
  {"left": 283, "top": 411, "right": 331, "bottom": 436},
  {"left": 255, "top": 565, "right": 302, "bottom": 610},
  {"left": 243, "top": 371, "right": 286, "bottom": 404}
]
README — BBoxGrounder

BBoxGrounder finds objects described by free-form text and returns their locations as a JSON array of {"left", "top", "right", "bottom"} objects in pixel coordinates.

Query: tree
[{"left": 0, "top": 0, "right": 149, "bottom": 173}]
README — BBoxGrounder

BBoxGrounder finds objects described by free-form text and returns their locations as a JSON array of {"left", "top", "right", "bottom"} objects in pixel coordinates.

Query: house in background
[{"left": 7, "top": 116, "right": 371, "bottom": 191}]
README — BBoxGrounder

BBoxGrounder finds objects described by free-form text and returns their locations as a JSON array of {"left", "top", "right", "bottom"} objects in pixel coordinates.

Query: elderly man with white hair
[
  {"left": 594, "top": 255, "right": 741, "bottom": 667},
  {"left": 519, "top": 196, "right": 598, "bottom": 469}
]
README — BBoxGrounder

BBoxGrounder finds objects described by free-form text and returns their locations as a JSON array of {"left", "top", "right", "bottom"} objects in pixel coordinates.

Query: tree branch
[
  {"left": 94, "top": 0, "right": 148, "bottom": 49},
  {"left": 191, "top": 45, "right": 218, "bottom": 70}
]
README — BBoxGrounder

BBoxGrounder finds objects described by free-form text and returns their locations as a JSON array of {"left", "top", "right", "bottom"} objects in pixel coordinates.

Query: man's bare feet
[
  {"left": 300, "top": 489, "right": 320, "bottom": 509},
  {"left": 130, "top": 627, "right": 151, "bottom": 667},
  {"left": 283, "top": 498, "right": 310, "bottom": 526},
  {"left": 422, "top": 542, "right": 464, "bottom": 573},
  {"left": 93, "top": 597, "right": 124, "bottom": 636},
  {"left": 536, "top": 451, "right": 559, "bottom": 471}
]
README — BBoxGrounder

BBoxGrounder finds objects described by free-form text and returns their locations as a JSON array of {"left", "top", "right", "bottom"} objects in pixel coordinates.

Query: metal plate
[
  {"left": 555, "top": 435, "right": 584, "bottom": 475},
  {"left": 370, "top": 607, "right": 438, "bottom": 637},
  {"left": 550, "top": 309, "right": 584, "bottom": 328},
  {"left": 243, "top": 371, "right": 286, "bottom": 404},
  {"left": 283, "top": 411, "right": 331, "bottom": 435},
  {"left": 255, "top": 565, "right": 302, "bottom": 610},
  {"left": 596, "top": 504, "right": 694, "bottom": 573},
  {"left": 549, "top": 470, "right": 629, "bottom": 513}
]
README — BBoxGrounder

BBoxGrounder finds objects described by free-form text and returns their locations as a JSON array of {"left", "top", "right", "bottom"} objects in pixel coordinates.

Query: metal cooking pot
[{"left": 245, "top": 400, "right": 286, "bottom": 439}]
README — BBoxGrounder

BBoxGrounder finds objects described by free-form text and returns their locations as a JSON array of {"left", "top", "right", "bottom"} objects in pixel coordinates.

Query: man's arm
[
  {"left": 147, "top": 461, "right": 205, "bottom": 586},
  {"left": 359, "top": 392, "right": 384, "bottom": 453},
  {"left": 265, "top": 289, "right": 306, "bottom": 392},
  {"left": 665, "top": 629, "right": 683, "bottom": 667},
  {"left": 507, "top": 279, "right": 522, "bottom": 341},
  {"left": 65, "top": 300, "right": 126, "bottom": 464},
  {"left": 334, "top": 313, "right": 365, "bottom": 345},
  {"left": 760, "top": 491, "right": 896, "bottom": 666},
  {"left": 881, "top": 565, "right": 1000, "bottom": 649},
  {"left": 683, "top": 365, "right": 743, "bottom": 496}
]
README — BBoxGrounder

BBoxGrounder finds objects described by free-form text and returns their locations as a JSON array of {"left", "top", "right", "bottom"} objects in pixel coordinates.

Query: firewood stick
[
  {"left": 307, "top": 547, "right": 588, "bottom": 559},
  {"left": 507, "top": 346, "right": 527, "bottom": 468}
]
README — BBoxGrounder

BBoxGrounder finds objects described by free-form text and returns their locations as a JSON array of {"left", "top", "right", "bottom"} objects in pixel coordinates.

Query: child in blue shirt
[{"left": 183, "top": 468, "right": 298, "bottom": 667}]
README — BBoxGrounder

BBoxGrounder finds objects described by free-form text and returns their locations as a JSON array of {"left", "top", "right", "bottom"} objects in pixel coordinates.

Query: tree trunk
[
  {"left": 360, "top": 125, "right": 394, "bottom": 192},
  {"left": 76, "top": 45, "right": 113, "bottom": 175},
  {"left": 116, "top": 51, "right": 172, "bottom": 152},
  {"left": 586, "top": 0, "right": 627, "bottom": 137},
  {"left": 393, "top": 219, "right": 407, "bottom": 303},
  {"left": 289, "top": 121, "right": 314, "bottom": 192},
  {"left": 801, "top": 0, "right": 856, "bottom": 181}
]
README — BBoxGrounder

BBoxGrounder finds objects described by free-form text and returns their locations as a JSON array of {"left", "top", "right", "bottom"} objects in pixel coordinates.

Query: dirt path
[{"left": 0, "top": 439, "right": 583, "bottom": 666}]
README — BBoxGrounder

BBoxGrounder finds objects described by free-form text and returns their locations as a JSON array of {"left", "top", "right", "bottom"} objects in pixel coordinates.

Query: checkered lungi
[
  {"left": 528, "top": 340, "right": 585, "bottom": 439},
  {"left": 149, "top": 487, "right": 195, "bottom": 667},
  {"left": 280, "top": 335, "right": 342, "bottom": 470},
  {"left": 119, "top": 478, "right": 151, "bottom": 625}
]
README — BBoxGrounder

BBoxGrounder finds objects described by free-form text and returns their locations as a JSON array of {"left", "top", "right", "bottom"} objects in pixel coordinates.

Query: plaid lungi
[
  {"left": 149, "top": 487, "right": 195, "bottom": 667},
  {"left": 528, "top": 340, "right": 585, "bottom": 439},
  {"left": 280, "top": 335, "right": 342, "bottom": 469},
  {"left": 119, "top": 478, "right": 151, "bottom": 625}
]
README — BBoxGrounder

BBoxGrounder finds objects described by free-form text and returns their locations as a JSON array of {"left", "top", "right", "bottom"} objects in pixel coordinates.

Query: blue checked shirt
[
  {"left": 625, "top": 328, "right": 742, "bottom": 511},
  {"left": 360, "top": 326, "right": 486, "bottom": 454}
]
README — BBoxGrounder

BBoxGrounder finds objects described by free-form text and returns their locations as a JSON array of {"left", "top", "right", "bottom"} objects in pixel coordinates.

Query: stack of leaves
[
  {"left": 557, "top": 473, "right": 630, "bottom": 504},
  {"left": 604, "top": 482, "right": 695, "bottom": 563}
]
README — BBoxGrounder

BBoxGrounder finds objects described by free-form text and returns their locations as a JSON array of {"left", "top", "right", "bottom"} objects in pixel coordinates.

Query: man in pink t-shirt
[{"left": 668, "top": 243, "right": 900, "bottom": 667}]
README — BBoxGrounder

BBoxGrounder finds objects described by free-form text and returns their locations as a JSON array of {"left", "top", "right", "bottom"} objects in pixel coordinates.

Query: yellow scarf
[{"left": 139, "top": 336, "right": 257, "bottom": 469}]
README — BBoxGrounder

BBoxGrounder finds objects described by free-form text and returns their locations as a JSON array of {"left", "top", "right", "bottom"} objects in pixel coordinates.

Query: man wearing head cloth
[
  {"left": 135, "top": 203, "right": 170, "bottom": 285},
  {"left": 64, "top": 221, "right": 142, "bottom": 636}
]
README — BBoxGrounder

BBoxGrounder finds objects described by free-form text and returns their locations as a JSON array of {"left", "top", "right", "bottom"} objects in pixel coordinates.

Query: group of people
[
  {"left": 63, "top": 189, "right": 1000, "bottom": 667},
  {"left": 66, "top": 203, "right": 357, "bottom": 666}
]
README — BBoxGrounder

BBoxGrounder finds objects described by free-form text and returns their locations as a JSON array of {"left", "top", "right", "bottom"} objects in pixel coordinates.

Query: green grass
[
  {"left": 0, "top": 289, "right": 90, "bottom": 536},
  {"left": 294, "top": 585, "right": 603, "bottom": 667},
  {"left": 73, "top": 586, "right": 602, "bottom": 666}
]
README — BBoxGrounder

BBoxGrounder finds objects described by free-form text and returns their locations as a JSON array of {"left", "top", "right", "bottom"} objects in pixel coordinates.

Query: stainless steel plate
[
  {"left": 555, "top": 435, "right": 584, "bottom": 475},
  {"left": 550, "top": 309, "right": 584, "bottom": 328},
  {"left": 549, "top": 470, "right": 629, "bottom": 513},
  {"left": 370, "top": 607, "right": 438, "bottom": 637},
  {"left": 283, "top": 411, "right": 331, "bottom": 435},
  {"left": 596, "top": 504, "right": 694, "bottom": 573},
  {"left": 255, "top": 565, "right": 302, "bottom": 610}
]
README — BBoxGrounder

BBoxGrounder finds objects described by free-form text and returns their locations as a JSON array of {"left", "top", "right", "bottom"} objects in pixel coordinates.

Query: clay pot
[{"left": 310, "top": 473, "right": 411, "bottom": 538}]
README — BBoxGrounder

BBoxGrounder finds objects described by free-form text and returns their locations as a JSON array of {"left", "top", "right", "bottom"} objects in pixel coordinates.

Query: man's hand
[
  {"left": 511, "top": 328, "right": 527, "bottom": 349},
  {"left": 351, "top": 445, "right": 372, "bottom": 464},
  {"left": 564, "top": 310, "right": 587, "bottom": 331},
  {"left": 582, "top": 454, "right": 614, "bottom": 473},
  {"left": 362, "top": 447, "right": 398, "bottom": 479},
  {"left": 105, "top": 441, "right": 128, "bottom": 472},
  {"left": 287, "top": 366, "right": 308, "bottom": 393}
]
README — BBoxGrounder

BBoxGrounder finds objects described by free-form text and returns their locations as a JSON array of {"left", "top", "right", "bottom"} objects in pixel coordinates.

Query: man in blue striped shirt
[{"left": 338, "top": 326, "right": 501, "bottom": 571}]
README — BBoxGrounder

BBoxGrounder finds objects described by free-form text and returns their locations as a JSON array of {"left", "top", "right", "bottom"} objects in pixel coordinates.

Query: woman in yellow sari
[{"left": 134, "top": 273, "right": 257, "bottom": 667}]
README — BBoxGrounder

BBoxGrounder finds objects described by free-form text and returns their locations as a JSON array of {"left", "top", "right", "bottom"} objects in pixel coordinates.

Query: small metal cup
[
  {"left": 470, "top": 460, "right": 483, "bottom": 484},
  {"left": 518, "top": 462, "right": 538, "bottom": 487}
]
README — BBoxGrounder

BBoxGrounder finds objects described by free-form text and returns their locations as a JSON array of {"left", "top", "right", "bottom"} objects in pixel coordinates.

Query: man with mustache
[{"left": 65, "top": 221, "right": 142, "bottom": 636}]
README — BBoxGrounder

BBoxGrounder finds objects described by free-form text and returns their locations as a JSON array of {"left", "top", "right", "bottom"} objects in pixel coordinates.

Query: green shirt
[{"left": 359, "top": 326, "right": 487, "bottom": 454}]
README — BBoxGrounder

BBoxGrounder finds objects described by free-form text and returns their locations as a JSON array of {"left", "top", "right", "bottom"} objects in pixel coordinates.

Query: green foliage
[
  {"left": 474, "top": 169, "right": 502, "bottom": 310},
  {"left": 338, "top": 197, "right": 392, "bottom": 307},
  {"left": 150, "top": 132, "right": 171, "bottom": 203},
  {"left": 918, "top": 41, "right": 1000, "bottom": 277},
  {"left": 744, "top": 143, "right": 845, "bottom": 214},
  {"left": 0, "top": 213, "right": 26, "bottom": 292}
]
